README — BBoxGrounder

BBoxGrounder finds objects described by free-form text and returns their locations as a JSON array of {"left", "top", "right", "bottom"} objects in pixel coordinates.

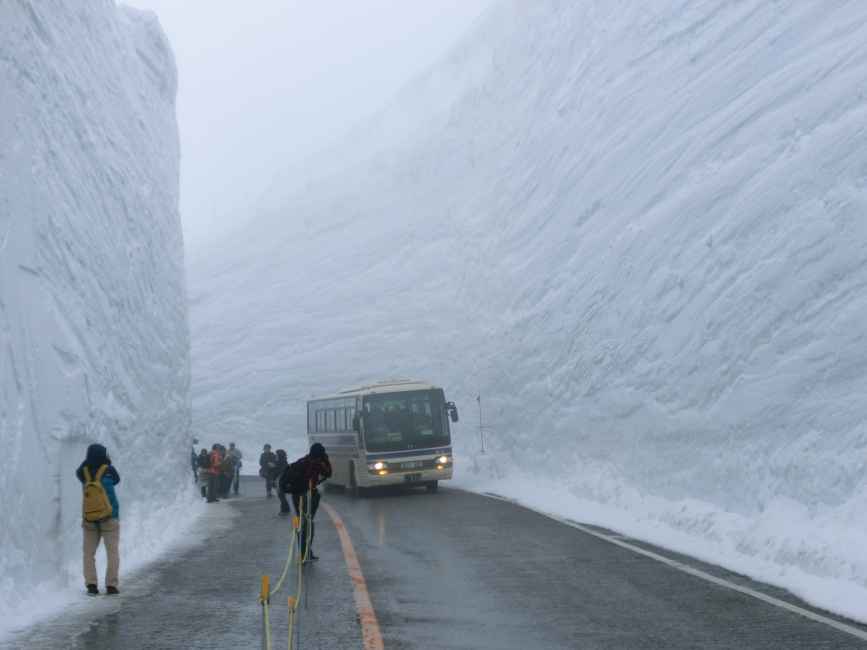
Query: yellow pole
[
  {"left": 288, "top": 596, "right": 297, "bottom": 650},
  {"left": 261, "top": 575, "right": 272, "bottom": 650}
]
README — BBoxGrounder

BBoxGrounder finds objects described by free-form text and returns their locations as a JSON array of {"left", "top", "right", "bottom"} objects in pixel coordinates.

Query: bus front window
[{"left": 362, "top": 390, "right": 450, "bottom": 452}]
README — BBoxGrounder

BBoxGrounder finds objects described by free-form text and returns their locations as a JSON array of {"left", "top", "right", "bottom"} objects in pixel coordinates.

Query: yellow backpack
[{"left": 82, "top": 465, "right": 113, "bottom": 522}]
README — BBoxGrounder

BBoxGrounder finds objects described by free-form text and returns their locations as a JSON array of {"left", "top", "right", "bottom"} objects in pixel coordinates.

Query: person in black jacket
[
  {"left": 272, "top": 449, "right": 290, "bottom": 514},
  {"left": 259, "top": 444, "right": 276, "bottom": 497},
  {"left": 196, "top": 448, "right": 210, "bottom": 498},
  {"left": 190, "top": 437, "right": 199, "bottom": 483},
  {"left": 279, "top": 443, "right": 332, "bottom": 560}
]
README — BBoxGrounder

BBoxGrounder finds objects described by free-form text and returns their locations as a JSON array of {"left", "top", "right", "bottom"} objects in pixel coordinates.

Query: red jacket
[{"left": 209, "top": 450, "right": 222, "bottom": 475}]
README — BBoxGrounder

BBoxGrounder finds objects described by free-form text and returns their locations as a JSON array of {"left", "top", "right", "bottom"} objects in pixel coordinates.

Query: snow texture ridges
[
  {"left": 0, "top": 0, "right": 190, "bottom": 629},
  {"left": 189, "top": 1, "right": 867, "bottom": 618}
]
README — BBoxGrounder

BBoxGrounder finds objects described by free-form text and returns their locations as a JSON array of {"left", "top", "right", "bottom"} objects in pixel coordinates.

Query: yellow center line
[{"left": 323, "top": 502, "right": 385, "bottom": 650}]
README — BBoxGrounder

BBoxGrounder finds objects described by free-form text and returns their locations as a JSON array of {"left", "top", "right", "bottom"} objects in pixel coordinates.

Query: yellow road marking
[{"left": 323, "top": 502, "right": 385, "bottom": 650}]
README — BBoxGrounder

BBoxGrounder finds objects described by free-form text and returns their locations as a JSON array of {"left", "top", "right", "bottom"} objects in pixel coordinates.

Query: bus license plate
[{"left": 404, "top": 473, "right": 422, "bottom": 482}]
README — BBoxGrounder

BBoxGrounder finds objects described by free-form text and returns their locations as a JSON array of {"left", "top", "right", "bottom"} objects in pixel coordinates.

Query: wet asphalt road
[
  {"left": 4, "top": 477, "right": 361, "bottom": 650},
  {"left": 334, "top": 486, "right": 867, "bottom": 650},
  {"left": 6, "top": 476, "right": 867, "bottom": 649}
]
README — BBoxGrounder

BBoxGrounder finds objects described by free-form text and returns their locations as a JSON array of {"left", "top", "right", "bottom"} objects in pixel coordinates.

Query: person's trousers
[
  {"left": 232, "top": 467, "right": 240, "bottom": 495},
  {"left": 278, "top": 488, "right": 291, "bottom": 513},
  {"left": 207, "top": 473, "right": 219, "bottom": 502},
  {"left": 291, "top": 490, "right": 321, "bottom": 518},
  {"left": 292, "top": 491, "right": 320, "bottom": 556},
  {"left": 83, "top": 519, "right": 120, "bottom": 587}
]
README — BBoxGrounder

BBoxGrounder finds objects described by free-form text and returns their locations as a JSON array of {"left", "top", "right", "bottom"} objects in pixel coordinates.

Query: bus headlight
[
  {"left": 368, "top": 461, "right": 386, "bottom": 471},
  {"left": 437, "top": 455, "right": 449, "bottom": 465}
]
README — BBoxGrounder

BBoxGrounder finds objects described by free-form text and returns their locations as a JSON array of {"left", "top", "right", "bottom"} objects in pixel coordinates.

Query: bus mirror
[
  {"left": 352, "top": 414, "right": 361, "bottom": 432},
  {"left": 446, "top": 402, "right": 459, "bottom": 423}
]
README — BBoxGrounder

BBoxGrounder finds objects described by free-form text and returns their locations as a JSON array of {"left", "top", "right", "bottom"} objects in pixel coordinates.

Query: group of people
[
  {"left": 192, "top": 439, "right": 242, "bottom": 503},
  {"left": 74, "top": 438, "right": 332, "bottom": 597},
  {"left": 258, "top": 443, "right": 286, "bottom": 499}
]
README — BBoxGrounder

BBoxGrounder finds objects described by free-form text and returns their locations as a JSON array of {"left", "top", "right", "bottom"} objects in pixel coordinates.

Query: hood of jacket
[{"left": 85, "top": 443, "right": 108, "bottom": 467}]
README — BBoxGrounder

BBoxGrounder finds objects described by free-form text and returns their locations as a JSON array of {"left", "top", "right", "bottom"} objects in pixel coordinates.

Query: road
[{"left": 5, "top": 477, "right": 867, "bottom": 649}]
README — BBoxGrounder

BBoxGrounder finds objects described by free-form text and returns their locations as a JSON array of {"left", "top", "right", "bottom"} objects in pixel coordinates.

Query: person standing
[
  {"left": 280, "top": 443, "right": 332, "bottom": 560},
  {"left": 218, "top": 445, "right": 233, "bottom": 498},
  {"left": 190, "top": 437, "right": 199, "bottom": 483},
  {"left": 272, "top": 449, "right": 290, "bottom": 514},
  {"left": 76, "top": 444, "right": 121, "bottom": 595},
  {"left": 228, "top": 442, "right": 243, "bottom": 496},
  {"left": 259, "top": 444, "right": 276, "bottom": 498},
  {"left": 207, "top": 444, "right": 222, "bottom": 503},
  {"left": 196, "top": 448, "right": 210, "bottom": 498}
]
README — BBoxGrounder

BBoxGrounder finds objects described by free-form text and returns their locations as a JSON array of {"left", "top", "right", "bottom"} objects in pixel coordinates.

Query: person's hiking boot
[
  {"left": 86, "top": 584, "right": 99, "bottom": 596},
  {"left": 106, "top": 586, "right": 120, "bottom": 595}
]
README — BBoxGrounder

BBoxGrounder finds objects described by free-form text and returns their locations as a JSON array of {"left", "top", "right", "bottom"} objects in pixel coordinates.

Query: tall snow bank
[
  {"left": 189, "top": 1, "right": 867, "bottom": 618},
  {"left": 0, "top": 0, "right": 191, "bottom": 631}
]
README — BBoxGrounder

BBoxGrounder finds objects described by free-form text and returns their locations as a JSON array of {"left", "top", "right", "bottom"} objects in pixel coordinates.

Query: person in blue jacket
[{"left": 75, "top": 443, "right": 120, "bottom": 595}]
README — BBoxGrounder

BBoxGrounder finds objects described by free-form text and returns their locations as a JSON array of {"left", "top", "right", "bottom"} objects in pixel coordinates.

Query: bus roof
[{"left": 311, "top": 379, "right": 440, "bottom": 401}]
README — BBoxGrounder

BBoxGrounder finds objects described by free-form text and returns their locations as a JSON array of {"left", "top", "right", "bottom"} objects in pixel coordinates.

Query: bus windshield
[{"left": 362, "top": 390, "right": 450, "bottom": 452}]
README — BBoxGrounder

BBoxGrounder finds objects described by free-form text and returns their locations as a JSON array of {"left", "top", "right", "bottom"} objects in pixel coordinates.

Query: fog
[{"left": 125, "top": 0, "right": 492, "bottom": 246}]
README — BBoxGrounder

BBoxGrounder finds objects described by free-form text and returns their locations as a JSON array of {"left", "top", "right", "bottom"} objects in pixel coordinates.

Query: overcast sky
[{"left": 125, "top": 1, "right": 492, "bottom": 246}]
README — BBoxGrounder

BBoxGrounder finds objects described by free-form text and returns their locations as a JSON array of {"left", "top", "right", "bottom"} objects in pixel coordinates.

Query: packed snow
[
  {"left": 0, "top": 1, "right": 194, "bottom": 635},
  {"left": 188, "top": 0, "right": 867, "bottom": 620}
]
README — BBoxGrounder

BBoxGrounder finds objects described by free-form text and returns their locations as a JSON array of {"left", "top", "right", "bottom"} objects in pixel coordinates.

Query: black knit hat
[
  {"left": 85, "top": 443, "right": 107, "bottom": 464},
  {"left": 310, "top": 443, "right": 326, "bottom": 458}
]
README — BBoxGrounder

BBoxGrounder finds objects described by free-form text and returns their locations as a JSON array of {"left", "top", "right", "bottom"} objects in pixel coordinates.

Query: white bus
[{"left": 307, "top": 380, "right": 459, "bottom": 494}]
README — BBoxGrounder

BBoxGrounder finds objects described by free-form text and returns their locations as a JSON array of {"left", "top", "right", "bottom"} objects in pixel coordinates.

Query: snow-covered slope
[
  {"left": 189, "top": 1, "right": 867, "bottom": 618},
  {"left": 0, "top": 0, "right": 190, "bottom": 630}
]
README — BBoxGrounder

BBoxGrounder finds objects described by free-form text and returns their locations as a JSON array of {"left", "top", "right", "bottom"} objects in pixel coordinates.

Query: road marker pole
[
  {"left": 260, "top": 575, "right": 272, "bottom": 650},
  {"left": 287, "top": 596, "right": 297, "bottom": 650}
]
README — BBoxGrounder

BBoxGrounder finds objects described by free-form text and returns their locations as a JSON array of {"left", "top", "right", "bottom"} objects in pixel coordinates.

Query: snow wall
[
  {"left": 0, "top": 0, "right": 192, "bottom": 631},
  {"left": 189, "top": 1, "right": 867, "bottom": 618}
]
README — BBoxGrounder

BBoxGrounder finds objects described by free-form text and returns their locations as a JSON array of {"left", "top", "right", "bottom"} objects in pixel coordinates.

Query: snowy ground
[
  {"left": 0, "top": 1, "right": 194, "bottom": 636},
  {"left": 189, "top": 0, "right": 867, "bottom": 622}
]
